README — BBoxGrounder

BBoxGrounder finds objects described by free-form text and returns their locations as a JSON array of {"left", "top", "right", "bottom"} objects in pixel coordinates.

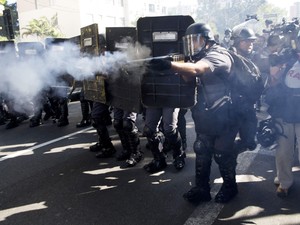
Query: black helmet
[
  {"left": 183, "top": 23, "right": 215, "bottom": 58},
  {"left": 267, "top": 34, "right": 282, "bottom": 47},
  {"left": 256, "top": 118, "right": 283, "bottom": 148},
  {"left": 185, "top": 23, "right": 215, "bottom": 41},
  {"left": 224, "top": 28, "right": 232, "bottom": 36},
  {"left": 232, "top": 27, "right": 257, "bottom": 42}
]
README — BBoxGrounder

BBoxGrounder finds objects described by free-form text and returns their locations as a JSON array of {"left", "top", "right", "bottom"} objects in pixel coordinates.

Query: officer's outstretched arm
[{"left": 171, "top": 60, "right": 211, "bottom": 81}]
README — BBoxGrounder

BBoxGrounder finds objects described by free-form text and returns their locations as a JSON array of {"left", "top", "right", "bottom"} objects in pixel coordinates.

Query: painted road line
[
  {"left": 184, "top": 151, "right": 258, "bottom": 225},
  {"left": 0, "top": 127, "right": 93, "bottom": 162}
]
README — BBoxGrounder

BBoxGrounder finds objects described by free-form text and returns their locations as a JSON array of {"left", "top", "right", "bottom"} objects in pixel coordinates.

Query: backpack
[{"left": 227, "top": 50, "right": 264, "bottom": 103}]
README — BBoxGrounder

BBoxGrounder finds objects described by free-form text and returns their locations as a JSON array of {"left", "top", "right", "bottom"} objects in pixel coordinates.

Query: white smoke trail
[{"left": 0, "top": 41, "right": 151, "bottom": 115}]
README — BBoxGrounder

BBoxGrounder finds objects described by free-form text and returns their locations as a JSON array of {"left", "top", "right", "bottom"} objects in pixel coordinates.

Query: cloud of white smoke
[{"left": 0, "top": 40, "right": 151, "bottom": 115}]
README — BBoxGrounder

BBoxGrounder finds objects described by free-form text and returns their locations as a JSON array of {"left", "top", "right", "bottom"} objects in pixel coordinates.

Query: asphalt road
[{"left": 0, "top": 101, "right": 299, "bottom": 225}]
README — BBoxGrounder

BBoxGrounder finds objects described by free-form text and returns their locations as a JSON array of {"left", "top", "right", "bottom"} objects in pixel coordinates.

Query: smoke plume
[{"left": 0, "top": 41, "right": 151, "bottom": 115}]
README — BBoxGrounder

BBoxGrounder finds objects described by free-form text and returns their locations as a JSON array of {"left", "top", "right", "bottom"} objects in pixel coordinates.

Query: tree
[
  {"left": 21, "top": 13, "right": 63, "bottom": 40},
  {"left": 0, "top": 0, "right": 7, "bottom": 5},
  {"left": 194, "top": 0, "right": 286, "bottom": 37}
]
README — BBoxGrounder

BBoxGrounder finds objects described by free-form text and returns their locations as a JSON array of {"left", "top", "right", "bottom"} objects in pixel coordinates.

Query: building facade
[
  {"left": 290, "top": 2, "right": 300, "bottom": 18},
  {"left": 16, "top": 0, "right": 179, "bottom": 41}
]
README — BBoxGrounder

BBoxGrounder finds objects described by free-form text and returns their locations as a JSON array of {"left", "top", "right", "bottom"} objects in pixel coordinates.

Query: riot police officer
[
  {"left": 89, "top": 101, "right": 116, "bottom": 157},
  {"left": 143, "top": 106, "right": 184, "bottom": 173},
  {"left": 75, "top": 85, "right": 93, "bottom": 128},
  {"left": 88, "top": 33, "right": 143, "bottom": 167},
  {"left": 113, "top": 108, "right": 143, "bottom": 167},
  {"left": 0, "top": 41, "right": 30, "bottom": 129},
  {"left": 230, "top": 27, "right": 262, "bottom": 153},
  {"left": 17, "top": 41, "right": 49, "bottom": 128},
  {"left": 45, "top": 38, "right": 72, "bottom": 127},
  {"left": 88, "top": 34, "right": 115, "bottom": 157},
  {"left": 152, "top": 23, "right": 240, "bottom": 203},
  {"left": 221, "top": 28, "right": 232, "bottom": 49}
]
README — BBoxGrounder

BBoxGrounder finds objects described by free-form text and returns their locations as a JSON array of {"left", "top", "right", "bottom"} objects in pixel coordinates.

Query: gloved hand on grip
[{"left": 147, "top": 57, "right": 172, "bottom": 71}]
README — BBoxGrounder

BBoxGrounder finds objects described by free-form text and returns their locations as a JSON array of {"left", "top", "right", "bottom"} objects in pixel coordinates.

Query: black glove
[{"left": 147, "top": 58, "right": 172, "bottom": 71}]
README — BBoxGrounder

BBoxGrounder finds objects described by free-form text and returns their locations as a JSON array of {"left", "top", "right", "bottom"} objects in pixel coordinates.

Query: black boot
[
  {"left": 116, "top": 130, "right": 131, "bottom": 161},
  {"left": 6, "top": 115, "right": 19, "bottom": 129},
  {"left": 5, "top": 112, "right": 28, "bottom": 129},
  {"left": 89, "top": 142, "right": 103, "bottom": 152},
  {"left": 143, "top": 155, "right": 167, "bottom": 173},
  {"left": 76, "top": 101, "right": 91, "bottom": 128},
  {"left": 17, "top": 113, "right": 29, "bottom": 122},
  {"left": 30, "top": 109, "right": 43, "bottom": 127},
  {"left": 76, "top": 119, "right": 91, "bottom": 128},
  {"left": 214, "top": 153, "right": 238, "bottom": 203},
  {"left": 57, "top": 117, "right": 69, "bottom": 127},
  {"left": 43, "top": 102, "right": 54, "bottom": 121},
  {"left": 183, "top": 154, "right": 212, "bottom": 203},
  {"left": 94, "top": 128, "right": 116, "bottom": 158},
  {"left": 144, "top": 133, "right": 167, "bottom": 173},
  {"left": 0, "top": 111, "right": 6, "bottom": 125},
  {"left": 0, "top": 118, "right": 5, "bottom": 125},
  {"left": 214, "top": 182, "right": 238, "bottom": 203},
  {"left": 183, "top": 186, "right": 212, "bottom": 203},
  {"left": 169, "top": 131, "right": 185, "bottom": 170},
  {"left": 30, "top": 116, "right": 42, "bottom": 127},
  {"left": 183, "top": 137, "right": 213, "bottom": 203},
  {"left": 95, "top": 142, "right": 116, "bottom": 158},
  {"left": 57, "top": 99, "right": 69, "bottom": 127},
  {"left": 124, "top": 131, "right": 143, "bottom": 167},
  {"left": 173, "top": 151, "right": 186, "bottom": 170}
]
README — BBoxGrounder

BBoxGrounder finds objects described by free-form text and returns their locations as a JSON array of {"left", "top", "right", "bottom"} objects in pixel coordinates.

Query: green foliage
[
  {"left": 0, "top": 0, "right": 7, "bottom": 6},
  {"left": 21, "top": 14, "right": 63, "bottom": 40}
]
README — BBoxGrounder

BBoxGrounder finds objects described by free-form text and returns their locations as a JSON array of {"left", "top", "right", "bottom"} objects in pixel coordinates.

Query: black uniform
[
  {"left": 90, "top": 102, "right": 143, "bottom": 167},
  {"left": 176, "top": 23, "right": 240, "bottom": 204},
  {"left": 231, "top": 28, "right": 262, "bottom": 153},
  {"left": 89, "top": 102, "right": 115, "bottom": 157},
  {"left": 113, "top": 108, "right": 143, "bottom": 167},
  {"left": 76, "top": 87, "right": 93, "bottom": 128},
  {"left": 184, "top": 44, "right": 239, "bottom": 203},
  {"left": 143, "top": 106, "right": 185, "bottom": 173}
]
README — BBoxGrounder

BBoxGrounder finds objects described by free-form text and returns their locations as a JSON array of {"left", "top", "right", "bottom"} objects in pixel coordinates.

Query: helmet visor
[{"left": 183, "top": 34, "right": 205, "bottom": 57}]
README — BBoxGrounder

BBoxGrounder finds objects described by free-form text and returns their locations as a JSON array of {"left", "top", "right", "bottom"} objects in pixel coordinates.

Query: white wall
[{"left": 17, "top": 0, "right": 183, "bottom": 41}]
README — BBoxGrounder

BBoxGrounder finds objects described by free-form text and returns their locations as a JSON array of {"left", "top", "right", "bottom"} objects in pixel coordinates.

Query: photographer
[{"left": 265, "top": 26, "right": 300, "bottom": 198}]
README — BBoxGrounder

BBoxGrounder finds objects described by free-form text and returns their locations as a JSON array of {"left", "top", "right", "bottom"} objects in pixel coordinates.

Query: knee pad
[
  {"left": 214, "top": 152, "right": 236, "bottom": 167},
  {"left": 194, "top": 139, "right": 208, "bottom": 155},
  {"left": 164, "top": 129, "right": 180, "bottom": 143},
  {"left": 143, "top": 125, "right": 155, "bottom": 138},
  {"left": 113, "top": 119, "right": 123, "bottom": 131},
  {"left": 193, "top": 137, "right": 213, "bottom": 156},
  {"left": 123, "top": 119, "right": 134, "bottom": 132}
]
